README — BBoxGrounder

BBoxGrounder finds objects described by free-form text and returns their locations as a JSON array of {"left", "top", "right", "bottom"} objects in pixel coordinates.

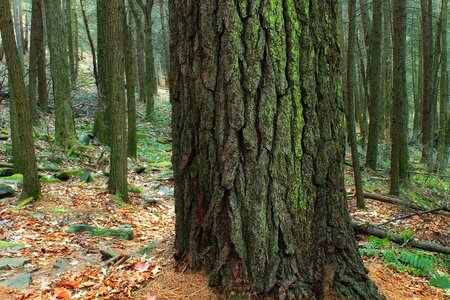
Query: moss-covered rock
[
  {"left": 66, "top": 224, "right": 134, "bottom": 240},
  {"left": 79, "top": 169, "right": 94, "bottom": 183},
  {"left": 128, "top": 184, "right": 144, "bottom": 194},
  {"left": 0, "top": 174, "right": 23, "bottom": 185},
  {"left": 54, "top": 169, "right": 83, "bottom": 181},
  {"left": 40, "top": 176, "right": 61, "bottom": 183}
]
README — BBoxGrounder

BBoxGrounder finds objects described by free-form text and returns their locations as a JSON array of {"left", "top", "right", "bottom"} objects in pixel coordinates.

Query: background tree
[
  {"left": 420, "top": 0, "right": 433, "bottom": 166},
  {"left": 93, "top": 0, "right": 110, "bottom": 145},
  {"left": 0, "top": 0, "right": 41, "bottom": 199},
  {"left": 345, "top": 0, "right": 365, "bottom": 208},
  {"left": 365, "top": 0, "right": 382, "bottom": 170},
  {"left": 435, "top": 0, "right": 448, "bottom": 172},
  {"left": 106, "top": 0, "right": 128, "bottom": 201},
  {"left": 28, "top": 0, "right": 47, "bottom": 119},
  {"left": 390, "top": 0, "right": 408, "bottom": 195},
  {"left": 170, "top": 0, "right": 383, "bottom": 298},
  {"left": 44, "top": 0, "right": 77, "bottom": 146},
  {"left": 124, "top": 0, "right": 137, "bottom": 159},
  {"left": 135, "top": 0, "right": 156, "bottom": 118}
]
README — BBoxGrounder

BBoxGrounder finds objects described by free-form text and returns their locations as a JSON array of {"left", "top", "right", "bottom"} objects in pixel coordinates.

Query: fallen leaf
[
  {"left": 57, "top": 281, "right": 80, "bottom": 289},
  {"left": 134, "top": 261, "right": 150, "bottom": 272},
  {"left": 53, "top": 287, "right": 72, "bottom": 299}
]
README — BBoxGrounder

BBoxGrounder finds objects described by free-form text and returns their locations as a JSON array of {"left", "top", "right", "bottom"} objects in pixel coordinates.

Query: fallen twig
[
  {"left": 352, "top": 222, "right": 450, "bottom": 254},
  {"left": 363, "top": 192, "right": 449, "bottom": 212},
  {"left": 377, "top": 207, "right": 445, "bottom": 226}
]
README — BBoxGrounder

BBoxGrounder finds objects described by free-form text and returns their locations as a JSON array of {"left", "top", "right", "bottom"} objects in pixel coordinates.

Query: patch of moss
[
  {"left": 0, "top": 241, "right": 24, "bottom": 249},
  {"left": 40, "top": 176, "right": 61, "bottom": 183},
  {"left": 14, "top": 197, "right": 33, "bottom": 209},
  {"left": 112, "top": 194, "right": 126, "bottom": 208},
  {"left": 128, "top": 184, "right": 144, "bottom": 194}
]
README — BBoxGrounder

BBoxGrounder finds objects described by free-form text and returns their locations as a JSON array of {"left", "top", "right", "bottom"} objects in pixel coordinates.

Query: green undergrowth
[
  {"left": 138, "top": 100, "right": 172, "bottom": 170},
  {"left": 359, "top": 236, "right": 450, "bottom": 290}
]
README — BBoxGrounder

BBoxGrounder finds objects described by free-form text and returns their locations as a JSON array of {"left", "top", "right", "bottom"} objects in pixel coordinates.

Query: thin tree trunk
[
  {"left": 158, "top": 0, "right": 168, "bottom": 77},
  {"left": 79, "top": 0, "right": 97, "bottom": 85},
  {"left": 124, "top": 0, "right": 137, "bottom": 160},
  {"left": 345, "top": 0, "right": 365, "bottom": 208},
  {"left": 421, "top": 0, "right": 433, "bottom": 166},
  {"left": 129, "top": 0, "right": 146, "bottom": 103},
  {"left": 381, "top": 0, "right": 392, "bottom": 141},
  {"left": 29, "top": 0, "right": 45, "bottom": 120},
  {"left": 93, "top": 0, "right": 111, "bottom": 145},
  {"left": 37, "top": 3, "right": 48, "bottom": 111},
  {"left": 12, "top": 0, "right": 24, "bottom": 63},
  {"left": 365, "top": 0, "right": 383, "bottom": 170},
  {"left": 0, "top": 0, "right": 41, "bottom": 199},
  {"left": 436, "top": 0, "right": 448, "bottom": 171}
]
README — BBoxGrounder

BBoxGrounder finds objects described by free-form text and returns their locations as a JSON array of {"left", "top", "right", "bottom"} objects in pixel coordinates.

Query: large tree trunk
[
  {"left": 365, "top": 0, "right": 382, "bottom": 170},
  {"left": 44, "top": 0, "right": 76, "bottom": 146},
  {"left": 0, "top": 0, "right": 41, "bottom": 199},
  {"left": 106, "top": 0, "right": 128, "bottom": 201},
  {"left": 169, "top": 1, "right": 383, "bottom": 299},
  {"left": 390, "top": 0, "right": 408, "bottom": 195}
]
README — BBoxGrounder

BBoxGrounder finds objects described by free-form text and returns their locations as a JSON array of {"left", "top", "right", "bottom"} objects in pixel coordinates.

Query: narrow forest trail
[{"left": 0, "top": 91, "right": 448, "bottom": 299}]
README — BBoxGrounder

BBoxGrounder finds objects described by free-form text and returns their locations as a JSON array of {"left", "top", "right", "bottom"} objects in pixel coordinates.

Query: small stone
[
  {"left": 0, "top": 258, "right": 31, "bottom": 270},
  {"left": 79, "top": 169, "right": 94, "bottom": 183},
  {"left": 158, "top": 186, "right": 174, "bottom": 197},
  {"left": 133, "top": 167, "right": 146, "bottom": 174},
  {"left": 0, "top": 168, "right": 14, "bottom": 177},
  {"left": 0, "top": 273, "right": 32, "bottom": 289},
  {"left": 0, "top": 184, "right": 14, "bottom": 199},
  {"left": 99, "top": 250, "right": 119, "bottom": 261},
  {"left": 142, "top": 199, "right": 159, "bottom": 206}
]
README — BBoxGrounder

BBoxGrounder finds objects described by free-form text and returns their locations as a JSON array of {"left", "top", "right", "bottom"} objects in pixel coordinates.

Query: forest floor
[{"left": 0, "top": 89, "right": 449, "bottom": 299}]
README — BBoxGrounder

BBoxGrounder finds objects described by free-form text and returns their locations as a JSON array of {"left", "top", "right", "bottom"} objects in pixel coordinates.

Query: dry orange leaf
[
  {"left": 53, "top": 287, "right": 72, "bottom": 299},
  {"left": 57, "top": 281, "right": 80, "bottom": 289}
]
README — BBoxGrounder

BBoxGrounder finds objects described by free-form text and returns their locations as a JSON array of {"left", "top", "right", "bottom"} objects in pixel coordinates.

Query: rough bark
[
  {"left": 170, "top": 1, "right": 383, "bottom": 299},
  {"left": 420, "top": 0, "right": 433, "bottom": 166},
  {"left": 365, "top": 0, "right": 382, "bottom": 170},
  {"left": 107, "top": 0, "right": 128, "bottom": 201},
  {"left": 44, "top": 0, "right": 77, "bottom": 146},
  {"left": 0, "top": 0, "right": 41, "bottom": 199}
]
